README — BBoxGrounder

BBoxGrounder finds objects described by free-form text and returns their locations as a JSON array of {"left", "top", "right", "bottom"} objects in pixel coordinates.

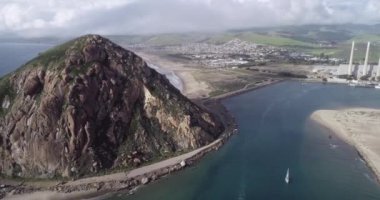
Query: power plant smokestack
[
  {"left": 348, "top": 41, "right": 355, "bottom": 75},
  {"left": 363, "top": 42, "right": 370, "bottom": 77},
  {"left": 377, "top": 57, "right": 380, "bottom": 79}
]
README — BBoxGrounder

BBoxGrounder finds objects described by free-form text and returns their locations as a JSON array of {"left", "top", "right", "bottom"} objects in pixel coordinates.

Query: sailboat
[{"left": 285, "top": 168, "right": 290, "bottom": 184}]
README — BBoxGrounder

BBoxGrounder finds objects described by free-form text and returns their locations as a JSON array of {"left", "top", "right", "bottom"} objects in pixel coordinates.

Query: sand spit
[{"left": 311, "top": 108, "right": 380, "bottom": 182}]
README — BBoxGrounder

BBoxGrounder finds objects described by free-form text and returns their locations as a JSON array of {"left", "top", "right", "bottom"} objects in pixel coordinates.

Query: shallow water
[{"left": 109, "top": 81, "right": 380, "bottom": 200}]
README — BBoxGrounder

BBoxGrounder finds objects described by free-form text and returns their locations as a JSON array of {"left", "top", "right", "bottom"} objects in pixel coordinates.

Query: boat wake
[
  {"left": 237, "top": 172, "right": 247, "bottom": 200},
  {"left": 285, "top": 168, "right": 290, "bottom": 184}
]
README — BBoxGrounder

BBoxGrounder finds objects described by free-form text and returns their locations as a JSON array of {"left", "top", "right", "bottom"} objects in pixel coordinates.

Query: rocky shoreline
[{"left": 1, "top": 100, "right": 237, "bottom": 200}]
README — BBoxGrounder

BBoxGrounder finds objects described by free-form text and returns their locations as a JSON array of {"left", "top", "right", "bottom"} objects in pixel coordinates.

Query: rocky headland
[{"left": 0, "top": 34, "right": 225, "bottom": 182}]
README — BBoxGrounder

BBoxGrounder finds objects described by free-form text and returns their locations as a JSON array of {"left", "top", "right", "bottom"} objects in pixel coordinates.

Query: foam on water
[{"left": 147, "top": 63, "right": 183, "bottom": 92}]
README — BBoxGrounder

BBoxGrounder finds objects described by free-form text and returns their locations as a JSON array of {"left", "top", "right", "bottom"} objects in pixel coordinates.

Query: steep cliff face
[{"left": 0, "top": 35, "right": 223, "bottom": 178}]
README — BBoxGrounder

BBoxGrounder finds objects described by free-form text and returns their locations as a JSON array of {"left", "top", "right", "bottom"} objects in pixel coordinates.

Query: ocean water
[
  {"left": 108, "top": 81, "right": 380, "bottom": 200},
  {"left": 0, "top": 42, "right": 52, "bottom": 76}
]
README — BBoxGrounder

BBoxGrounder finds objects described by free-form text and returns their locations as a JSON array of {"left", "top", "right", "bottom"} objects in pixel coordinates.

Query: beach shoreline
[
  {"left": 310, "top": 108, "right": 380, "bottom": 183},
  {"left": 136, "top": 52, "right": 212, "bottom": 99}
]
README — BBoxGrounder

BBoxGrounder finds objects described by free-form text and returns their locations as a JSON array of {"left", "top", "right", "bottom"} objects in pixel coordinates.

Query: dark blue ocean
[{"left": 0, "top": 42, "right": 52, "bottom": 76}]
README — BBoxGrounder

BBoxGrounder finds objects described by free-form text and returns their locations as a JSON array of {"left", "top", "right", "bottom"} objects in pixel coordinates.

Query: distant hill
[
  {"left": 232, "top": 24, "right": 380, "bottom": 42},
  {"left": 108, "top": 24, "right": 380, "bottom": 63}
]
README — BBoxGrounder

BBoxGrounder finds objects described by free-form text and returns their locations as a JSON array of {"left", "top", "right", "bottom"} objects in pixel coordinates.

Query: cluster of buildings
[
  {"left": 129, "top": 39, "right": 340, "bottom": 68},
  {"left": 162, "top": 39, "right": 263, "bottom": 55},
  {"left": 337, "top": 41, "right": 380, "bottom": 80}
]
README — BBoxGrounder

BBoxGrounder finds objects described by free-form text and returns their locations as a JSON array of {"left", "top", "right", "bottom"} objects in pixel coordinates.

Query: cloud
[
  {"left": 0, "top": 0, "right": 379, "bottom": 37},
  {"left": 0, "top": 0, "right": 135, "bottom": 36}
]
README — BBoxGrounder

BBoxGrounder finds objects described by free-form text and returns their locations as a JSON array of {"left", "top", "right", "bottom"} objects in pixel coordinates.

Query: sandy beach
[
  {"left": 135, "top": 52, "right": 283, "bottom": 100},
  {"left": 310, "top": 108, "right": 380, "bottom": 182},
  {"left": 136, "top": 52, "right": 212, "bottom": 99}
]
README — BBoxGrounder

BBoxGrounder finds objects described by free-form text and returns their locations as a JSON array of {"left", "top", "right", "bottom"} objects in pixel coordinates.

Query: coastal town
[
  {"left": 126, "top": 38, "right": 341, "bottom": 68},
  {"left": 116, "top": 36, "right": 380, "bottom": 102}
]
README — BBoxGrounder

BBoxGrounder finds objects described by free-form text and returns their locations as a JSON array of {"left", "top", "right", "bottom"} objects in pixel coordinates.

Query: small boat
[
  {"left": 285, "top": 168, "right": 290, "bottom": 184},
  {"left": 375, "top": 84, "right": 380, "bottom": 89}
]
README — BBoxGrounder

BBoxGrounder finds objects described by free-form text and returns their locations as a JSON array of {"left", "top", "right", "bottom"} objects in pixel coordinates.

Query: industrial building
[{"left": 337, "top": 41, "right": 380, "bottom": 80}]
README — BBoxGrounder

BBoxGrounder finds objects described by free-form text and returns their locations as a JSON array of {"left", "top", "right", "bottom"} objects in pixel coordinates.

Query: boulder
[
  {"left": 180, "top": 160, "right": 186, "bottom": 167},
  {"left": 141, "top": 177, "right": 149, "bottom": 185}
]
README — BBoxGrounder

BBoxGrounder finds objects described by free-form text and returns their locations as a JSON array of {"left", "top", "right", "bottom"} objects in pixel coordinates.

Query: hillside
[
  {"left": 0, "top": 35, "right": 224, "bottom": 178},
  {"left": 109, "top": 24, "right": 380, "bottom": 62}
]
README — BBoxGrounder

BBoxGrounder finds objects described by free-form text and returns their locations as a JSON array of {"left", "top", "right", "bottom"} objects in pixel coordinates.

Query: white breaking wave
[{"left": 147, "top": 63, "right": 184, "bottom": 92}]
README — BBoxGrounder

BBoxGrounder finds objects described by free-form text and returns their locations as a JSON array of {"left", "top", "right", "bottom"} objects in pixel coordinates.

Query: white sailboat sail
[{"left": 285, "top": 168, "right": 290, "bottom": 184}]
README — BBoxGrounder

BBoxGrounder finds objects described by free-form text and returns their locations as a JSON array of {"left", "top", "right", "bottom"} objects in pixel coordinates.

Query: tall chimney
[
  {"left": 377, "top": 57, "right": 380, "bottom": 79},
  {"left": 363, "top": 42, "right": 370, "bottom": 77},
  {"left": 348, "top": 41, "right": 355, "bottom": 75}
]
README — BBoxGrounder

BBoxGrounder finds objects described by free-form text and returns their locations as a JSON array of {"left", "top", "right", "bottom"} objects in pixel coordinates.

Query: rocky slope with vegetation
[{"left": 0, "top": 35, "right": 223, "bottom": 179}]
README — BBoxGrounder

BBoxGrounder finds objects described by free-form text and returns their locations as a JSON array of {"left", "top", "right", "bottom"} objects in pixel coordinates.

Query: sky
[{"left": 0, "top": 0, "right": 379, "bottom": 37}]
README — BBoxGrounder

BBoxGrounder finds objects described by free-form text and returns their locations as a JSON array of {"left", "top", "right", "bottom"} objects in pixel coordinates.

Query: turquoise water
[
  {"left": 0, "top": 42, "right": 52, "bottom": 76},
  {"left": 109, "top": 81, "right": 380, "bottom": 200}
]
